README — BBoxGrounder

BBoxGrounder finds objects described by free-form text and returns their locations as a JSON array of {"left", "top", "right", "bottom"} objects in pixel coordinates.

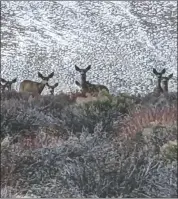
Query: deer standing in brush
[
  {"left": 1, "top": 77, "right": 17, "bottom": 92},
  {"left": 19, "top": 72, "right": 54, "bottom": 96},
  {"left": 46, "top": 82, "right": 59, "bottom": 95},
  {"left": 152, "top": 68, "right": 166, "bottom": 95},
  {"left": 160, "top": 73, "right": 173, "bottom": 93},
  {"left": 75, "top": 65, "right": 109, "bottom": 95},
  {"left": 75, "top": 81, "right": 110, "bottom": 104},
  {"left": 153, "top": 68, "right": 173, "bottom": 94}
]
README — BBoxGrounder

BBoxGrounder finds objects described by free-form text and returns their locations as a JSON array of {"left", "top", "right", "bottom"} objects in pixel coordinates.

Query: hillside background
[
  {"left": 1, "top": 1, "right": 177, "bottom": 94},
  {"left": 1, "top": 2, "right": 178, "bottom": 198}
]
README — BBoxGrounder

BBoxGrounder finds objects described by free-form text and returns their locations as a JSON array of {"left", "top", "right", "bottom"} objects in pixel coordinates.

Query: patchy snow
[{"left": 1, "top": 1, "right": 177, "bottom": 95}]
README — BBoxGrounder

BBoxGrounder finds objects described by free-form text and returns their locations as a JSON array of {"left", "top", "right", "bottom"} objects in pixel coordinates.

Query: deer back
[
  {"left": 19, "top": 71, "right": 54, "bottom": 95},
  {"left": 76, "top": 89, "right": 110, "bottom": 105},
  {"left": 83, "top": 81, "right": 109, "bottom": 94},
  {"left": 19, "top": 80, "right": 45, "bottom": 94}
]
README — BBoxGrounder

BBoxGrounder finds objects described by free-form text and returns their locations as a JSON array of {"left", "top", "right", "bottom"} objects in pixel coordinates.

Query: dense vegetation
[{"left": 1, "top": 90, "right": 177, "bottom": 198}]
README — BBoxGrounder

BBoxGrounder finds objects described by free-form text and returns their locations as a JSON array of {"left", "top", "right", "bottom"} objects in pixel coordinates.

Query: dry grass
[{"left": 120, "top": 105, "right": 177, "bottom": 136}]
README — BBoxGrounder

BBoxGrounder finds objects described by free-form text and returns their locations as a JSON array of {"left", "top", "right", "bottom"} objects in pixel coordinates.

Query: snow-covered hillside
[{"left": 1, "top": 1, "right": 177, "bottom": 95}]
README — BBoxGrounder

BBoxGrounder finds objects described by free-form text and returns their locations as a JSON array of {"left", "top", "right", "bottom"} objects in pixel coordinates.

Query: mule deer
[
  {"left": 46, "top": 82, "right": 58, "bottom": 95},
  {"left": 152, "top": 68, "right": 166, "bottom": 94},
  {"left": 161, "top": 73, "right": 173, "bottom": 93},
  {"left": 19, "top": 72, "right": 54, "bottom": 96},
  {"left": 75, "top": 65, "right": 109, "bottom": 94},
  {"left": 1, "top": 77, "right": 17, "bottom": 92}
]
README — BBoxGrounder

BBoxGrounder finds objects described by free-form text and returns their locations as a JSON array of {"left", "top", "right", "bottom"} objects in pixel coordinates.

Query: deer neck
[
  {"left": 161, "top": 81, "right": 168, "bottom": 92},
  {"left": 81, "top": 74, "right": 86, "bottom": 83},
  {"left": 81, "top": 75, "right": 88, "bottom": 88},
  {"left": 38, "top": 80, "right": 47, "bottom": 94},
  {"left": 156, "top": 78, "right": 163, "bottom": 92}
]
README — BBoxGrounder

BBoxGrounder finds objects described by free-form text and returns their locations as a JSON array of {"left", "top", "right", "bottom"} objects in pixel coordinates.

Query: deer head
[
  {"left": 152, "top": 68, "right": 166, "bottom": 94},
  {"left": 75, "top": 65, "right": 109, "bottom": 94},
  {"left": 46, "top": 82, "right": 59, "bottom": 95},
  {"left": 1, "top": 77, "right": 17, "bottom": 91},
  {"left": 19, "top": 72, "right": 54, "bottom": 95},
  {"left": 75, "top": 65, "right": 91, "bottom": 83},
  {"left": 161, "top": 73, "right": 173, "bottom": 93}
]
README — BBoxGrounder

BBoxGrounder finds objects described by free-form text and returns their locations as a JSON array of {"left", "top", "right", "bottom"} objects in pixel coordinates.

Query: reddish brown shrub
[{"left": 120, "top": 105, "right": 177, "bottom": 136}]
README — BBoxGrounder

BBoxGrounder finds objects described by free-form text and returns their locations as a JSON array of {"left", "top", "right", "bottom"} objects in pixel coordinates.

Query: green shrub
[
  {"left": 80, "top": 92, "right": 139, "bottom": 115},
  {"left": 160, "top": 140, "right": 177, "bottom": 162}
]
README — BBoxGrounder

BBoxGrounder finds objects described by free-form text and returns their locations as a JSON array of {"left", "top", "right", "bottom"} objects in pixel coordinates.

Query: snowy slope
[{"left": 1, "top": 1, "right": 177, "bottom": 95}]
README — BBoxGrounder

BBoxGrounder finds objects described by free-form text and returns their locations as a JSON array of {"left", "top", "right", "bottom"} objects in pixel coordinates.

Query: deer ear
[
  {"left": 38, "top": 72, "right": 43, "bottom": 78},
  {"left": 153, "top": 68, "right": 158, "bottom": 75},
  {"left": 12, "top": 78, "right": 17, "bottom": 83},
  {"left": 75, "top": 65, "right": 80, "bottom": 71},
  {"left": 86, "top": 65, "right": 91, "bottom": 71},
  {"left": 1, "top": 78, "right": 7, "bottom": 83},
  {"left": 168, "top": 73, "right": 173, "bottom": 79},
  {"left": 48, "top": 72, "right": 54, "bottom": 78},
  {"left": 54, "top": 83, "right": 58, "bottom": 87},
  {"left": 161, "top": 68, "right": 166, "bottom": 74},
  {"left": 75, "top": 81, "right": 81, "bottom": 87}
]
